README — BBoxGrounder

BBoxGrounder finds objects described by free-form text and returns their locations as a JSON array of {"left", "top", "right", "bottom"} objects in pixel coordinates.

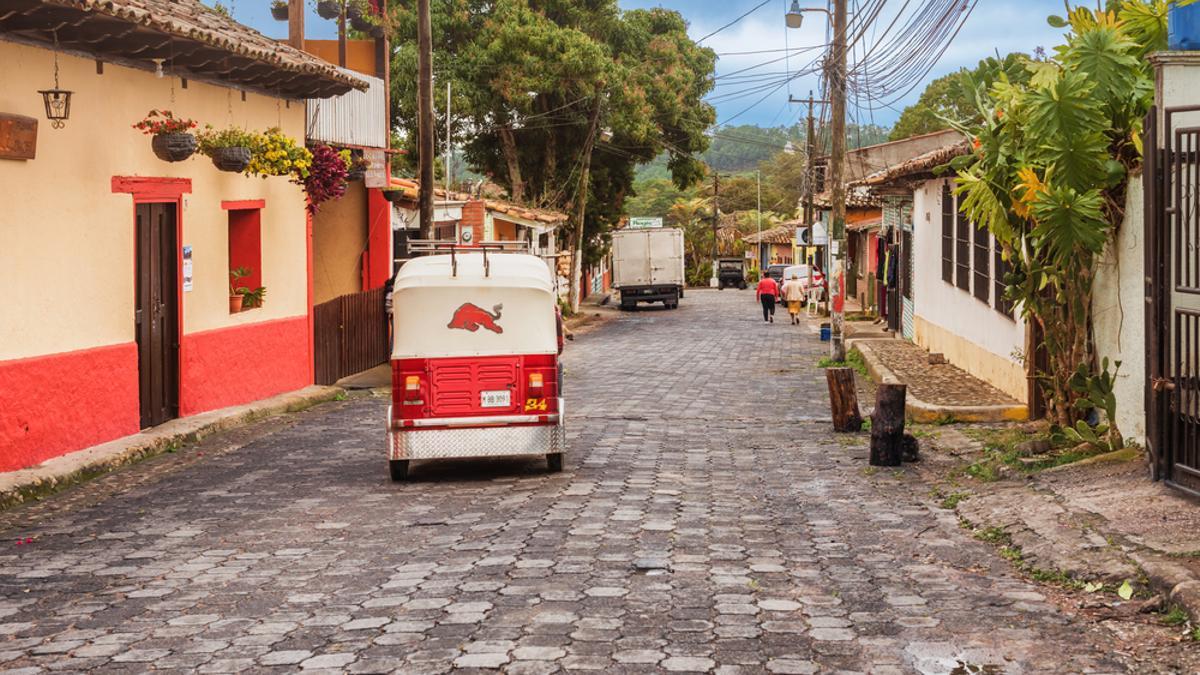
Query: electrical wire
[{"left": 696, "top": 0, "right": 774, "bottom": 44}]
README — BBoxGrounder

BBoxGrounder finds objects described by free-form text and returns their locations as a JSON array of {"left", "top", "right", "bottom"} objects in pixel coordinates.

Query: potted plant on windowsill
[
  {"left": 198, "top": 126, "right": 255, "bottom": 173},
  {"left": 230, "top": 266, "right": 250, "bottom": 313},
  {"left": 317, "top": 0, "right": 340, "bottom": 19},
  {"left": 271, "top": 0, "right": 288, "bottom": 20},
  {"left": 134, "top": 110, "right": 198, "bottom": 162},
  {"left": 240, "top": 285, "right": 267, "bottom": 310}
]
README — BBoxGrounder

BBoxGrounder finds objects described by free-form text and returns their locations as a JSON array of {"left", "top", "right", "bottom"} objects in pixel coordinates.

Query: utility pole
[
  {"left": 568, "top": 97, "right": 604, "bottom": 314},
  {"left": 417, "top": 0, "right": 435, "bottom": 240},
  {"left": 756, "top": 169, "right": 762, "bottom": 272},
  {"left": 789, "top": 91, "right": 828, "bottom": 302},
  {"left": 710, "top": 172, "right": 720, "bottom": 287},
  {"left": 827, "top": 0, "right": 848, "bottom": 360},
  {"left": 287, "top": 0, "right": 304, "bottom": 49},
  {"left": 445, "top": 80, "right": 452, "bottom": 195}
]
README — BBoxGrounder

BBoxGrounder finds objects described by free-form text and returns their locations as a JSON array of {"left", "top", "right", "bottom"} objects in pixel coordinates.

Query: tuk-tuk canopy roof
[
  {"left": 391, "top": 252, "right": 557, "bottom": 360},
  {"left": 395, "top": 253, "right": 555, "bottom": 294}
]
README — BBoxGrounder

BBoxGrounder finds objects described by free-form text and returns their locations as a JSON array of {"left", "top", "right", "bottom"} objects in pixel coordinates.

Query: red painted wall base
[
  {"left": 180, "top": 315, "right": 311, "bottom": 416},
  {"left": 0, "top": 316, "right": 310, "bottom": 473},
  {"left": 0, "top": 343, "right": 140, "bottom": 472}
]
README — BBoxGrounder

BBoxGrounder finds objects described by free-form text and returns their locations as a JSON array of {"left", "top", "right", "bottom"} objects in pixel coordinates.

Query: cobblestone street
[{"left": 0, "top": 290, "right": 1136, "bottom": 673}]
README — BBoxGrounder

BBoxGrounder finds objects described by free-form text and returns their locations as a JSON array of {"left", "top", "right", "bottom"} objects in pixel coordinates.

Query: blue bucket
[
  {"left": 1170, "top": 3, "right": 1200, "bottom": 50},
  {"left": 820, "top": 325, "right": 831, "bottom": 342}
]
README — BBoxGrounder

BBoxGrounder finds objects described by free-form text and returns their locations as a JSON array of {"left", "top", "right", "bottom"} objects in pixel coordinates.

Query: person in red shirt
[{"left": 756, "top": 274, "right": 779, "bottom": 323}]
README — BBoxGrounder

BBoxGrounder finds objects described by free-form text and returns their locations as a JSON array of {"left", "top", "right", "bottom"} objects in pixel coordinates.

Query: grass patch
[
  {"left": 939, "top": 491, "right": 969, "bottom": 510},
  {"left": 817, "top": 347, "right": 869, "bottom": 378},
  {"left": 969, "top": 523, "right": 1089, "bottom": 590},
  {"left": 1163, "top": 606, "right": 1191, "bottom": 627},
  {"left": 961, "top": 425, "right": 1103, "bottom": 483}
]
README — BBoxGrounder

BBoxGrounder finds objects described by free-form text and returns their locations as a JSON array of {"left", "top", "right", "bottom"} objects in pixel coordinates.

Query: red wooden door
[{"left": 135, "top": 202, "right": 179, "bottom": 428}]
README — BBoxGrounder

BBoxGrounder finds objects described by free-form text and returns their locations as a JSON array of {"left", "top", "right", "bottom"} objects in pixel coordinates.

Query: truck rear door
[{"left": 648, "top": 230, "right": 679, "bottom": 286}]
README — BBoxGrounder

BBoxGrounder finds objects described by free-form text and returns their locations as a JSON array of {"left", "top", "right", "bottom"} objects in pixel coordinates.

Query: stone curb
[
  {"left": 848, "top": 338, "right": 1028, "bottom": 423},
  {"left": 0, "top": 385, "right": 343, "bottom": 512},
  {"left": 1133, "top": 553, "right": 1200, "bottom": 622}
]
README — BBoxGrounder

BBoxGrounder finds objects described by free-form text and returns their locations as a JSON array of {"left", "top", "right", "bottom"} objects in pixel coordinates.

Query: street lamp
[{"left": 786, "top": 3, "right": 830, "bottom": 30}]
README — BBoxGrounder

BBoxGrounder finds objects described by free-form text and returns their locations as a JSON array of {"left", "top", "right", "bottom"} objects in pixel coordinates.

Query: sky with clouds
[{"left": 229, "top": 0, "right": 1068, "bottom": 130}]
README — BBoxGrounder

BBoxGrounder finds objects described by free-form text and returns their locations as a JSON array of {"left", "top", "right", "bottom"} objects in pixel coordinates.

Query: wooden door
[{"left": 135, "top": 202, "right": 179, "bottom": 428}]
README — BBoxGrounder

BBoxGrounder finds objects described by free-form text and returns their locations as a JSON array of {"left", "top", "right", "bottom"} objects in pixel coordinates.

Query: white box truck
[{"left": 611, "top": 227, "right": 686, "bottom": 310}]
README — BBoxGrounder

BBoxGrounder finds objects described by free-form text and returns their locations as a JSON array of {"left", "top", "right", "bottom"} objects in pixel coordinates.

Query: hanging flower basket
[
  {"left": 134, "top": 110, "right": 198, "bottom": 162},
  {"left": 212, "top": 146, "right": 251, "bottom": 172},
  {"left": 368, "top": 24, "right": 385, "bottom": 38},
  {"left": 382, "top": 189, "right": 405, "bottom": 203},
  {"left": 151, "top": 132, "right": 197, "bottom": 162},
  {"left": 349, "top": 14, "right": 373, "bottom": 32},
  {"left": 346, "top": 166, "right": 366, "bottom": 182},
  {"left": 271, "top": 2, "right": 288, "bottom": 20},
  {"left": 317, "top": 0, "right": 339, "bottom": 19},
  {"left": 346, "top": 3, "right": 363, "bottom": 20}
]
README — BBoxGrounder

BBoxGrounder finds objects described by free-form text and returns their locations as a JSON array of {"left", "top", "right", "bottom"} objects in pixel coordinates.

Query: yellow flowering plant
[{"left": 246, "top": 128, "right": 312, "bottom": 183}]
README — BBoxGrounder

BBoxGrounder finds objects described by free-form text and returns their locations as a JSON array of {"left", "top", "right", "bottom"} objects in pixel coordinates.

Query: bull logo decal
[{"left": 448, "top": 303, "right": 504, "bottom": 334}]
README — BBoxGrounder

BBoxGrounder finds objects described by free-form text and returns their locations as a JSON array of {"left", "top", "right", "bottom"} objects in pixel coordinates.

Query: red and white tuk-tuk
[{"left": 386, "top": 244, "right": 565, "bottom": 481}]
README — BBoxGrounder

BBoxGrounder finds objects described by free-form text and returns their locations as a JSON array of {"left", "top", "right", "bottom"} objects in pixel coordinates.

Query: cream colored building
[{"left": 0, "top": 0, "right": 362, "bottom": 472}]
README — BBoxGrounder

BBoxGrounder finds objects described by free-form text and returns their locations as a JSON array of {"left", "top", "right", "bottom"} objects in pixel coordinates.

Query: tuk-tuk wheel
[
  {"left": 389, "top": 460, "right": 410, "bottom": 481},
  {"left": 547, "top": 453, "right": 564, "bottom": 473}
]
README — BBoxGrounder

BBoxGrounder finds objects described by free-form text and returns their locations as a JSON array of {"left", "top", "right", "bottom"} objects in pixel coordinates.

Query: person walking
[
  {"left": 756, "top": 273, "right": 779, "bottom": 323},
  {"left": 781, "top": 273, "right": 806, "bottom": 325}
]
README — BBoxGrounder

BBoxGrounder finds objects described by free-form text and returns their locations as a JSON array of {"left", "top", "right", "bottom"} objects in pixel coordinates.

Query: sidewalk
[
  {"left": 921, "top": 424, "right": 1200, "bottom": 622},
  {"left": 0, "top": 385, "right": 342, "bottom": 511},
  {"left": 846, "top": 325, "right": 1027, "bottom": 422}
]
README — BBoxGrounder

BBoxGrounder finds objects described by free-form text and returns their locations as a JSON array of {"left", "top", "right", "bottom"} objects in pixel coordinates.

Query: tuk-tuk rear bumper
[{"left": 387, "top": 401, "right": 566, "bottom": 461}]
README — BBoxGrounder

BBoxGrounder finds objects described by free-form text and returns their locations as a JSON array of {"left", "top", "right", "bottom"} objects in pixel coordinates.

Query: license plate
[{"left": 480, "top": 390, "right": 511, "bottom": 408}]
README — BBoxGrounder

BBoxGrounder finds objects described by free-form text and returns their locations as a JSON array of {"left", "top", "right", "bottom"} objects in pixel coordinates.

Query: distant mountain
[{"left": 635, "top": 122, "right": 891, "bottom": 180}]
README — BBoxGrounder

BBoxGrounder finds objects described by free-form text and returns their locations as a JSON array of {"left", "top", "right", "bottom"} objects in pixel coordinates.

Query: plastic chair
[{"left": 807, "top": 287, "right": 824, "bottom": 316}]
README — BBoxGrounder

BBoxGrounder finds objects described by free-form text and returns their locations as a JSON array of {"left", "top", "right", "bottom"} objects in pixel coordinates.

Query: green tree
[
  {"left": 890, "top": 53, "right": 1031, "bottom": 141},
  {"left": 387, "top": 1, "right": 716, "bottom": 308}
]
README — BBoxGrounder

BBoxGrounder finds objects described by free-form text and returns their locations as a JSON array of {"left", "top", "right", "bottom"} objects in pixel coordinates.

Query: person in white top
[{"left": 780, "top": 273, "right": 807, "bottom": 325}]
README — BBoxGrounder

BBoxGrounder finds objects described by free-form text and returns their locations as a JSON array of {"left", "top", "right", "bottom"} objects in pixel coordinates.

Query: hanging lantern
[
  {"left": 39, "top": 34, "right": 72, "bottom": 129},
  {"left": 38, "top": 88, "right": 72, "bottom": 129}
]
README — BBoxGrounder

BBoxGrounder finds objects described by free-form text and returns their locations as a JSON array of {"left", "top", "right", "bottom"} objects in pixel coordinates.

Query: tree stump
[
  {"left": 826, "top": 367, "right": 863, "bottom": 432},
  {"left": 870, "top": 383, "right": 907, "bottom": 466}
]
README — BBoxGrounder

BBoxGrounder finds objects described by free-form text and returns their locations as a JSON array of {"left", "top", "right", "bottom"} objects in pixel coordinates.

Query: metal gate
[
  {"left": 1147, "top": 104, "right": 1200, "bottom": 495},
  {"left": 313, "top": 286, "right": 390, "bottom": 386}
]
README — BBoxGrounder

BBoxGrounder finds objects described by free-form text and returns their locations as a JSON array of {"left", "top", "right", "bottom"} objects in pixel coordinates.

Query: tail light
[
  {"left": 528, "top": 372, "right": 544, "bottom": 398},
  {"left": 403, "top": 375, "right": 423, "bottom": 404}
]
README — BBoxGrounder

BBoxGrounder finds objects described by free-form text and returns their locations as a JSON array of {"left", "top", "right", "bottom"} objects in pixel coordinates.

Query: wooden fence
[{"left": 314, "top": 286, "right": 390, "bottom": 385}]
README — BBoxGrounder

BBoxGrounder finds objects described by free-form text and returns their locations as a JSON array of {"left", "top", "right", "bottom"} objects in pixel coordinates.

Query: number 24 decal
[{"left": 524, "top": 398, "right": 548, "bottom": 412}]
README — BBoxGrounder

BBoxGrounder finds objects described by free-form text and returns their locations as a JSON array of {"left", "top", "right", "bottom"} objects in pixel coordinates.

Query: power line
[{"left": 696, "top": 0, "right": 773, "bottom": 44}]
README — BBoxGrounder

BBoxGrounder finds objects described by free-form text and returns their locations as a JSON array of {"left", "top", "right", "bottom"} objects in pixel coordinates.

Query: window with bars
[
  {"left": 955, "top": 201, "right": 970, "bottom": 291},
  {"left": 941, "top": 184, "right": 953, "bottom": 284},
  {"left": 973, "top": 221, "right": 991, "bottom": 303},
  {"left": 994, "top": 246, "right": 1014, "bottom": 318}
]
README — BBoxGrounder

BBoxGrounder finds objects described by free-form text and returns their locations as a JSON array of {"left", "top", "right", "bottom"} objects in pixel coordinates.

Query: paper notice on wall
[
  {"left": 182, "top": 246, "right": 193, "bottom": 292},
  {"left": 830, "top": 240, "right": 840, "bottom": 256}
]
